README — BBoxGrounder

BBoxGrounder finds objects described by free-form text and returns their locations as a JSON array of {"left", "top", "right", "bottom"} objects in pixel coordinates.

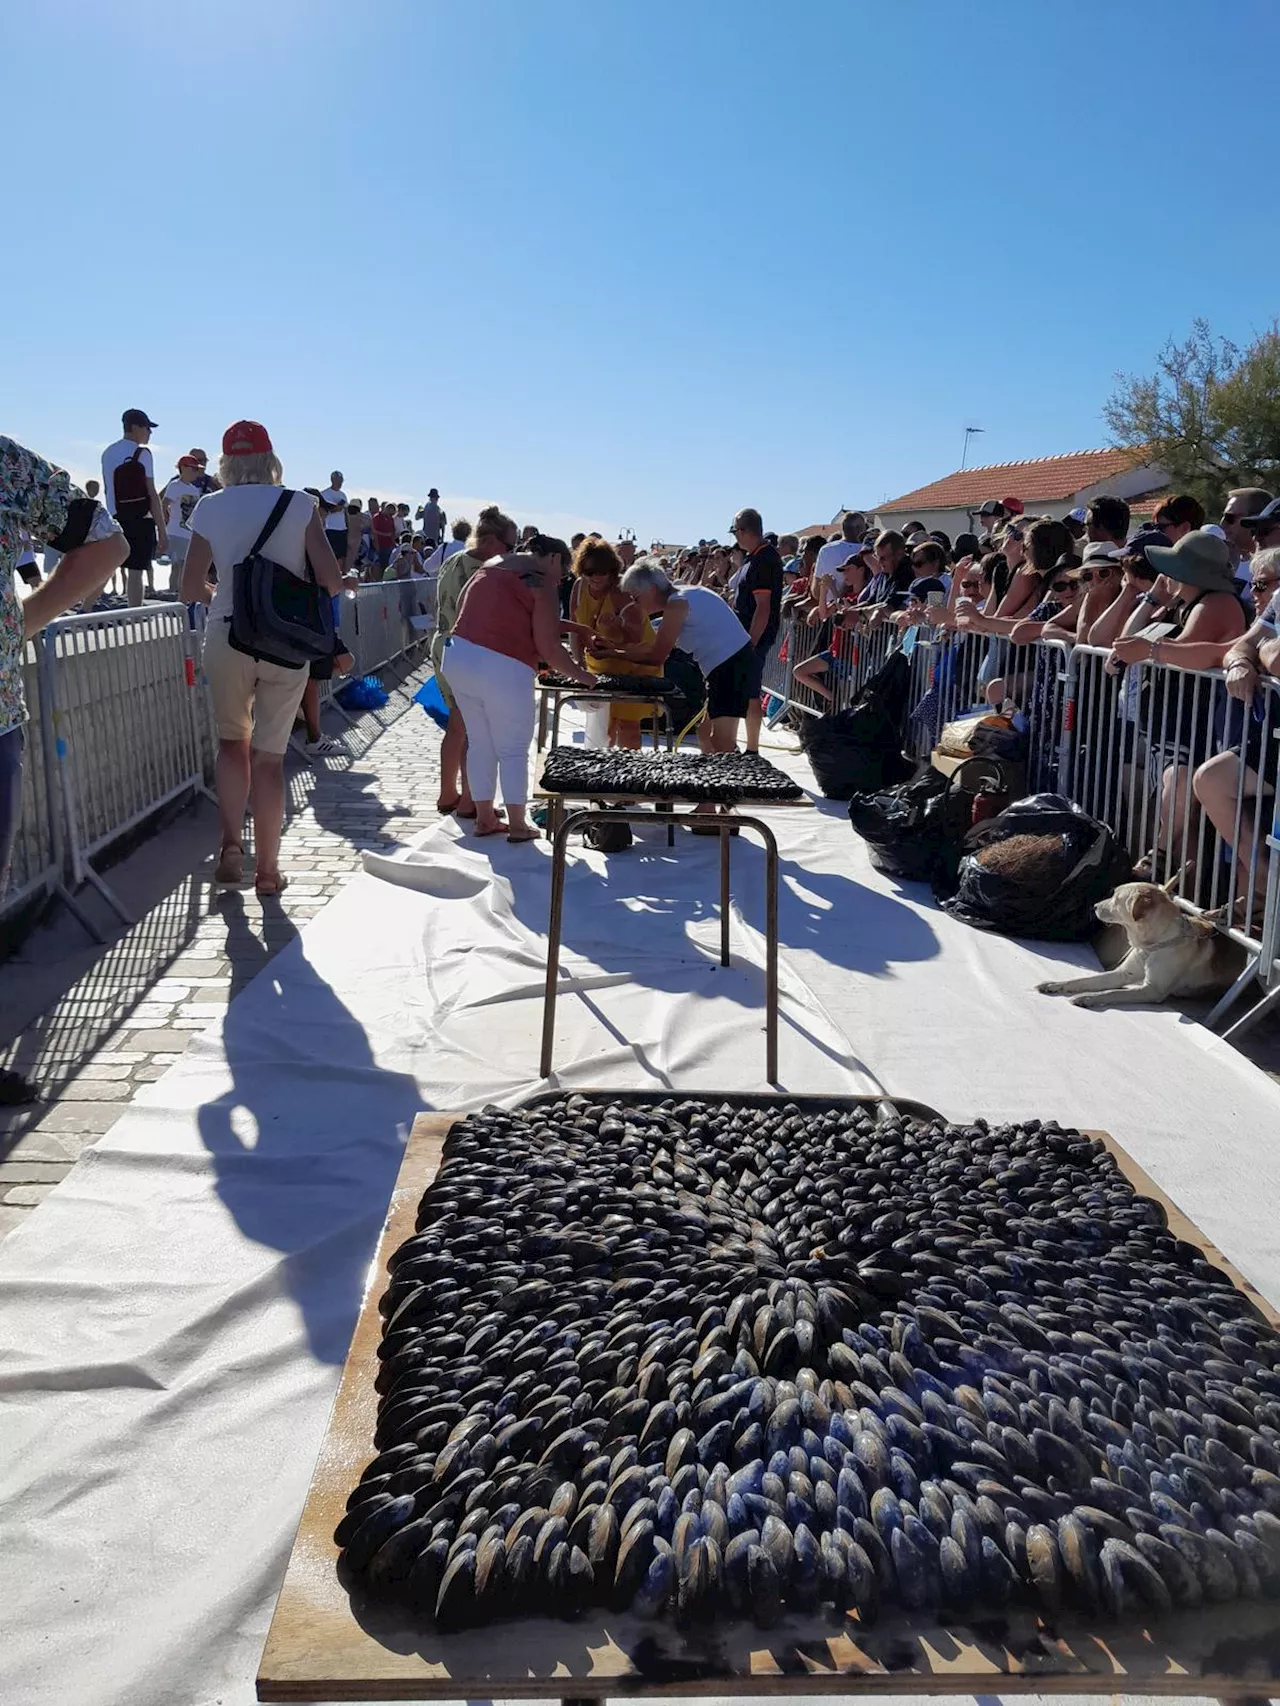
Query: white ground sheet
[{"left": 3, "top": 735, "right": 1279, "bottom": 1706}]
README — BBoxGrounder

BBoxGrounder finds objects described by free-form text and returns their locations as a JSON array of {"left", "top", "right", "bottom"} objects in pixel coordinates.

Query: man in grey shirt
[{"left": 418, "top": 487, "right": 446, "bottom": 548}]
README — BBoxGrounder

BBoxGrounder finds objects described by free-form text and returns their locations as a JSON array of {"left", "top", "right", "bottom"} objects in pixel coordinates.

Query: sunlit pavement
[{"left": 0, "top": 653, "right": 442, "bottom": 1242}]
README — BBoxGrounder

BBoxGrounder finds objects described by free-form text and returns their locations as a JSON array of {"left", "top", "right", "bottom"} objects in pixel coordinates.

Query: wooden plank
[{"left": 259, "top": 1115, "right": 1280, "bottom": 1702}]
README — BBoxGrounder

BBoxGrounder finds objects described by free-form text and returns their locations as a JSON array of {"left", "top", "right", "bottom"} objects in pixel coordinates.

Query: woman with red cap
[{"left": 181, "top": 421, "right": 345, "bottom": 895}]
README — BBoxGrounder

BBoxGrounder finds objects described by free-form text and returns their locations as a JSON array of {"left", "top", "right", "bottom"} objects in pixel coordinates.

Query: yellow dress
[{"left": 575, "top": 584, "right": 663, "bottom": 726}]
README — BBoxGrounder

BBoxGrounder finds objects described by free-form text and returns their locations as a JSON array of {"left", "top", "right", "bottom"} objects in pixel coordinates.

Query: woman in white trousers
[{"left": 446, "top": 536, "right": 591, "bottom": 840}]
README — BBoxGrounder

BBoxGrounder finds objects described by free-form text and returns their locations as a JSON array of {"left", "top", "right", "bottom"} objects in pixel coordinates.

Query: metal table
[
  {"left": 535, "top": 680, "right": 677, "bottom": 751},
  {"left": 538, "top": 791, "right": 810, "bottom": 1084}
]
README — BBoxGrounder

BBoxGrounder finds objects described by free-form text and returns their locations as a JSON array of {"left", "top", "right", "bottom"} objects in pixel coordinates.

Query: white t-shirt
[
  {"left": 189, "top": 485, "right": 315, "bottom": 619},
  {"left": 321, "top": 487, "right": 346, "bottom": 530},
  {"left": 814, "top": 539, "right": 862, "bottom": 583},
  {"left": 161, "top": 478, "right": 203, "bottom": 544},
  {"left": 422, "top": 538, "right": 465, "bottom": 574},
  {"left": 101, "top": 438, "right": 154, "bottom": 518},
  {"left": 670, "top": 586, "right": 751, "bottom": 674}
]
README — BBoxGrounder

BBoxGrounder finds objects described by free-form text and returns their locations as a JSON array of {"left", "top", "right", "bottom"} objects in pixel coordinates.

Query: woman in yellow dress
[{"left": 568, "top": 538, "right": 664, "bottom": 748}]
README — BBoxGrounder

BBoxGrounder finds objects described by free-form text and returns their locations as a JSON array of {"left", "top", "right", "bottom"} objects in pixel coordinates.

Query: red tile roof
[{"left": 879, "top": 448, "right": 1147, "bottom": 514}]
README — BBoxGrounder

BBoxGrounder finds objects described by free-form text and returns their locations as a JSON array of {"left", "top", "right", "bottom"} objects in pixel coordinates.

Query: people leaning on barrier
[
  {"left": 1194, "top": 545, "right": 1280, "bottom": 910},
  {"left": 1103, "top": 529, "right": 1248, "bottom": 881}
]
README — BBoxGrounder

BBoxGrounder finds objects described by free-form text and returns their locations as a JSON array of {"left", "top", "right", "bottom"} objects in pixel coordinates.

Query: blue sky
[{"left": 5, "top": 0, "right": 1278, "bottom": 545}]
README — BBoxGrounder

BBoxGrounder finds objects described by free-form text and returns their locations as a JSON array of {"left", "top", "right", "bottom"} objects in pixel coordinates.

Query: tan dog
[{"left": 1036, "top": 879, "right": 1237, "bottom": 1009}]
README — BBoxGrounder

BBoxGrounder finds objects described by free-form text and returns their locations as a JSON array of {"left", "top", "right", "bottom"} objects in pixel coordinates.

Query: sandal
[
  {"left": 473, "top": 823, "right": 506, "bottom": 838},
  {"left": 507, "top": 825, "right": 540, "bottom": 842},
  {"left": 436, "top": 796, "right": 462, "bottom": 815},
  {"left": 214, "top": 844, "right": 245, "bottom": 886},
  {"left": 255, "top": 872, "right": 289, "bottom": 897}
]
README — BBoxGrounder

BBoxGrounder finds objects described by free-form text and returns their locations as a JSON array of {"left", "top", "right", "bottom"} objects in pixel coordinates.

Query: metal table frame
[
  {"left": 535, "top": 682, "right": 676, "bottom": 751},
  {"left": 539, "top": 799, "right": 785, "bottom": 1083}
]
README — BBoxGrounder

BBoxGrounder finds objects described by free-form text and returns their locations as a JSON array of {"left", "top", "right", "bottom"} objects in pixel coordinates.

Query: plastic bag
[
  {"left": 941, "top": 793, "right": 1132, "bottom": 941},
  {"left": 849, "top": 758, "right": 1011, "bottom": 888},
  {"left": 800, "top": 649, "right": 913, "bottom": 800},
  {"left": 413, "top": 674, "right": 450, "bottom": 730},
  {"left": 938, "top": 709, "right": 1026, "bottom": 762},
  {"left": 336, "top": 674, "right": 390, "bottom": 712}
]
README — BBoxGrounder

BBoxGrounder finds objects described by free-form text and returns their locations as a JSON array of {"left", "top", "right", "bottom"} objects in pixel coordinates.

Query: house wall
[{"left": 874, "top": 464, "right": 1168, "bottom": 539}]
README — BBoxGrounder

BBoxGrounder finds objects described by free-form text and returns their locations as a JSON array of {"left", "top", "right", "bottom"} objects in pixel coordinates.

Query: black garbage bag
[
  {"left": 801, "top": 649, "right": 913, "bottom": 800},
  {"left": 941, "top": 793, "right": 1132, "bottom": 941},
  {"left": 849, "top": 758, "right": 1012, "bottom": 888}
]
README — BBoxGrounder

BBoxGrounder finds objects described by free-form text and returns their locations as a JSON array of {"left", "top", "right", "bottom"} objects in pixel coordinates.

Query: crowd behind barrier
[
  {"left": 759, "top": 610, "right": 1280, "bottom": 1027},
  {"left": 1, "top": 581, "right": 429, "bottom": 934}
]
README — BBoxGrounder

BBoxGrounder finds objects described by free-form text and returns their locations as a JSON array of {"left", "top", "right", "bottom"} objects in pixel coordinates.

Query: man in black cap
[{"left": 101, "top": 408, "right": 168, "bottom": 605}]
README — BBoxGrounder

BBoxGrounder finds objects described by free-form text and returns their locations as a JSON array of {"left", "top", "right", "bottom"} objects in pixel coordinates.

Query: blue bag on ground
[
  {"left": 335, "top": 674, "right": 389, "bottom": 712},
  {"left": 414, "top": 674, "right": 450, "bottom": 730}
]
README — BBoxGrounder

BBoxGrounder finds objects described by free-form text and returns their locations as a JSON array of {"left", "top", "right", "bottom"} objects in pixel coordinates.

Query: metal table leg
[
  {"left": 538, "top": 804, "right": 781, "bottom": 1083},
  {"left": 536, "top": 688, "right": 549, "bottom": 752},
  {"left": 550, "top": 693, "right": 564, "bottom": 750},
  {"left": 540, "top": 807, "right": 586, "bottom": 1078}
]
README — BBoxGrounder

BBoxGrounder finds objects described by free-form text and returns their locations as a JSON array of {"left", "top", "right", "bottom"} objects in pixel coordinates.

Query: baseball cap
[
  {"left": 976, "top": 500, "right": 1006, "bottom": 518},
  {"left": 122, "top": 408, "right": 158, "bottom": 430},
  {"left": 187, "top": 447, "right": 208, "bottom": 463},
  {"left": 1000, "top": 496, "right": 1025, "bottom": 516},
  {"left": 222, "top": 419, "right": 273, "bottom": 456},
  {"left": 1242, "top": 497, "right": 1280, "bottom": 530},
  {"left": 177, "top": 454, "right": 201, "bottom": 470}
]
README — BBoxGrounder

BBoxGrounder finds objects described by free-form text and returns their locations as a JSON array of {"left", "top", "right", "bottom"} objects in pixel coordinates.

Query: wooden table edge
[{"left": 257, "top": 1113, "right": 1280, "bottom": 1701}]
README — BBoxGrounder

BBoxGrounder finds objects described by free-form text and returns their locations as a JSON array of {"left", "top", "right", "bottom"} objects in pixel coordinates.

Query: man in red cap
[{"left": 159, "top": 454, "right": 205, "bottom": 594}]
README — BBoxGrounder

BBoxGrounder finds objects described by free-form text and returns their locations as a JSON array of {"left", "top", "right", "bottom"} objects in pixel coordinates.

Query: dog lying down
[{"left": 1037, "top": 879, "right": 1238, "bottom": 1010}]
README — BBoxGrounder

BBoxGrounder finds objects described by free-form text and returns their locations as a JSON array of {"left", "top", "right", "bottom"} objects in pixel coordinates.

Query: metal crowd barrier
[
  {"left": 37, "top": 604, "right": 213, "bottom": 923},
  {"left": 3, "top": 584, "right": 432, "bottom": 936},
  {"left": 757, "top": 609, "right": 1280, "bottom": 1030}
]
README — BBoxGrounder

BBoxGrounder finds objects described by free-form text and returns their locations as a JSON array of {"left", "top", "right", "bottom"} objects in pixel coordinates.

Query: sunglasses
[
  {"left": 959, "top": 579, "right": 981, "bottom": 592},
  {"left": 1251, "top": 577, "right": 1279, "bottom": 594},
  {"left": 1051, "top": 579, "right": 1072, "bottom": 593}
]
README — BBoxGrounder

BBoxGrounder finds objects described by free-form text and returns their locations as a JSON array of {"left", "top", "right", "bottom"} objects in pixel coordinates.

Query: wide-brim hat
[{"left": 1143, "top": 528, "right": 1237, "bottom": 593}]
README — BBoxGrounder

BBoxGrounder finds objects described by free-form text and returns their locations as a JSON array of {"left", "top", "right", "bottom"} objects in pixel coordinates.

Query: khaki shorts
[{"left": 203, "top": 616, "right": 309, "bottom": 755}]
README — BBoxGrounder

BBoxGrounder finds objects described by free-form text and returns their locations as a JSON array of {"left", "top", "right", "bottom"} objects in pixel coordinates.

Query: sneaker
[{"left": 303, "top": 735, "right": 342, "bottom": 757}]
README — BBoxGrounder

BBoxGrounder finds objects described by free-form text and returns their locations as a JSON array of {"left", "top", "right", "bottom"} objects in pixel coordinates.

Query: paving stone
[
  {"left": 0, "top": 1161, "right": 69, "bottom": 1183},
  {"left": 21, "top": 1103, "right": 123, "bottom": 1136},
  {"left": 3, "top": 1127, "right": 100, "bottom": 1162},
  {"left": 55, "top": 1081, "right": 133, "bottom": 1102},
  {"left": 117, "top": 1029, "right": 194, "bottom": 1053},
  {"left": 71, "top": 1062, "right": 136, "bottom": 1082},
  {"left": 3, "top": 1183, "right": 56, "bottom": 1206},
  {"left": 0, "top": 1204, "right": 31, "bottom": 1238}
]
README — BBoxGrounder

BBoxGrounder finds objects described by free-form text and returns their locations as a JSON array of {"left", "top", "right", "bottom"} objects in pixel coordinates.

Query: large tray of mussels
[{"left": 259, "top": 1095, "right": 1280, "bottom": 1701}]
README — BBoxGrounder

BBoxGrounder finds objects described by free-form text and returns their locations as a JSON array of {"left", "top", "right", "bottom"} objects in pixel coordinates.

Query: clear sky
[{"left": 5, "top": 0, "right": 1279, "bottom": 545}]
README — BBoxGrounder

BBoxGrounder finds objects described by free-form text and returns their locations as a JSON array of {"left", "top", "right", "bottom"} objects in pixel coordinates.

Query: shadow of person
[{"left": 196, "top": 905, "right": 424, "bottom": 1364}]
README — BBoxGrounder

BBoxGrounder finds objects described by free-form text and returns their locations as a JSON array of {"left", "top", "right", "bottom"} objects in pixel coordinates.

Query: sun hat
[{"left": 1143, "top": 528, "right": 1237, "bottom": 593}]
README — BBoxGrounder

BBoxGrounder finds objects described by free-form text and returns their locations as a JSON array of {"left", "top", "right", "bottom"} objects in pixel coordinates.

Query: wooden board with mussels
[{"left": 336, "top": 1094, "right": 1280, "bottom": 1646}]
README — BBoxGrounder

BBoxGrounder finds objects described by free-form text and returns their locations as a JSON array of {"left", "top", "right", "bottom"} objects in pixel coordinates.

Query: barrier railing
[
  {"left": 4, "top": 583, "right": 431, "bottom": 936},
  {"left": 755, "top": 607, "right": 1280, "bottom": 1030}
]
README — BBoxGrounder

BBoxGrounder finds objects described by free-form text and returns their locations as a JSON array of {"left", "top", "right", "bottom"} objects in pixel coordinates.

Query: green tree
[{"left": 1104, "top": 319, "right": 1280, "bottom": 512}]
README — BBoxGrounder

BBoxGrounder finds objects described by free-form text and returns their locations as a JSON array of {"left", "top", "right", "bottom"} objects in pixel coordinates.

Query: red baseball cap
[
  {"left": 222, "top": 420, "right": 273, "bottom": 456},
  {"left": 1001, "top": 496, "right": 1025, "bottom": 516}
]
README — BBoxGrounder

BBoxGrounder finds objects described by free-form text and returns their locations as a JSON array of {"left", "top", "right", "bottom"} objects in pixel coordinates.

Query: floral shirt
[{"left": 0, "top": 436, "right": 106, "bottom": 735}]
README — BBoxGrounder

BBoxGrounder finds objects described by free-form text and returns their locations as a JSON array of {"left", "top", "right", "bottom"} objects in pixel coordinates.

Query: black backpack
[
  {"left": 112, "top": 447, "right": 150, "bottom": 516},
  {"left": 228, "top": 491, "right": 335, "bottom": 670}
]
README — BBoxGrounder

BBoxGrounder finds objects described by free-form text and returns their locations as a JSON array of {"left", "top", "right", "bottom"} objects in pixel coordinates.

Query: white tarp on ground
[{"left": 3, "top": 736, "right": 1280, "bottom": 1706}]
